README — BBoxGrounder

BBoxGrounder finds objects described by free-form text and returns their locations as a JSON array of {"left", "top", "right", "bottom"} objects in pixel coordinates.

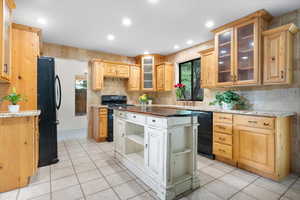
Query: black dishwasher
[{"left": 196, "top": 111, "right": 214, "bottom": 159}]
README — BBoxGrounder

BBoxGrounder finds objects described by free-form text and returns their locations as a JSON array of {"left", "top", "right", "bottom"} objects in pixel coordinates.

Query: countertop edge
[{"left": 0, "top": 110, "right": 41, "bottom": 118}]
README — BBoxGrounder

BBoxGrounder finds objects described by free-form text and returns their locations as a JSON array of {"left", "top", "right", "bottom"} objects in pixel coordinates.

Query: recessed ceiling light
[
  {"left": 174, "top": 45, "right": 180, "bottom": 50},
  {"left": 37, "top": 18, "right": 47, "bottom": 25},
  {"left": 144, "top": 51, "right": 149, "bottom": 55},
  {"left": 107, "top": 34, "right": 115, "bottom": 41},
  {"left": 122, "top": 17, "right": 132, "bottom": 27},
  {"left": 186, "top": 40, "right": 194, "bottom": 45},
  {"left": 205, "top": 20, "right": 214, "bottom": 28},
  {"left": 148, "top": 0, "right": 159, "bottom": 4}
]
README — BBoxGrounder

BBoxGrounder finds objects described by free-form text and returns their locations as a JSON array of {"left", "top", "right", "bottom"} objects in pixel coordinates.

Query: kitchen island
[{"left": 113, "top": 106, "right": 200, "bottom": 200}]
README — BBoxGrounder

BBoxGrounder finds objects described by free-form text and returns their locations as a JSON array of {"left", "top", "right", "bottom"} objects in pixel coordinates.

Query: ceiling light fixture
[
  {"left": 107, "top": 34, "right": 115, "bottom": 41},
  {"left": 148, "top": 0, "right": 159, "bottom": 4},
  {"left": 122, "top": 17, "right": 132, "bottom": 27},
  {"left": 205, "top": 20, "right": 214, "bottom": 28},
  {"left": 144, "top": 51, "right": 149, "bottom": 55},
  {"left": 174, "top": 45, "right": 179, "bottom": 50},
  {"left": 186, "top": 40, "right": 194, "bottom": 45},
  {"left": 37, "top": 18, "right": 47, "bottom": 25}
]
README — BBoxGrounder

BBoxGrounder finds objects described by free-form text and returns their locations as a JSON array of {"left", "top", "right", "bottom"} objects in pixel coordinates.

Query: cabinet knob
[
  {"left": 152, "top": 119, "right": 156, "bottom": 123},
  {"left": 264, "top": 122, "right": 270, "bottom": 126},
  {"left": 281, "top": 70, "right": 284, "bottom": 79},
  {"left": 271, "top": 56, "right": 276, "bottom": 61}
]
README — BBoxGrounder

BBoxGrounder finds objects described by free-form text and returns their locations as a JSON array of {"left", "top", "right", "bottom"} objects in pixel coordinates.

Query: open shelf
[
  {"left": 126, "top": 134, "right": 144, "bottom": 146},
  {"left": 238, "top": 66, "right": 254, "bottom": 71},
  {"left": 240, "top": 34, "right": 253, "bottom": 40},
  {"left": 219, "top": 41, "right": 231, "bottom": 47},
  {"left": 239, "top": 48, "right": 253, "bottom": 53},
  {"left": 173, "top": 148, "right": 192, "bottom": 156},
  {"left": 219, "top": 54, "right": 230, "bottom": 59},
  {"left": 127, "top": 151, "right": 144, "bottom": 168}
]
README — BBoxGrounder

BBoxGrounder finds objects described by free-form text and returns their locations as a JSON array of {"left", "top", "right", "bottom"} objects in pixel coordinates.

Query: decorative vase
[
  {"left": 222, "top": 103, "right": 234, "bottom": 110},
  {"left": 8, "top": 105, "right": 20, "bottom": 113},
  {"left": 176, "top": 88, "right": 185, "bottom": 101}
]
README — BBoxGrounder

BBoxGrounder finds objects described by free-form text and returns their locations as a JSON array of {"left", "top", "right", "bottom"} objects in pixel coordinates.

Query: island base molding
[{"left": 115, "top": 152, "right": 200, "bottom": 200}]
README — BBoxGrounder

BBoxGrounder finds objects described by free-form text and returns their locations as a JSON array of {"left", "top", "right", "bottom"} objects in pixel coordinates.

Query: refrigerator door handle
[{"left": 55, "top": 75, "right": 62, "bottom": 110}]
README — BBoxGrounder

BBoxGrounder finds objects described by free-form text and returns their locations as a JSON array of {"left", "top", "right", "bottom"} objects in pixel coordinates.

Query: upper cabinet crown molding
[
  {"left": 211, "top": 9, "right": 273, "bottom": 33},
  {"left": 262, "top": 23, "right": 300, "bottom": 36}
]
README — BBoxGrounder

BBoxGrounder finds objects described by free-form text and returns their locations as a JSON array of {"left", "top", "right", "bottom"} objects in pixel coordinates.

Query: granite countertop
[
  {"left": 0, "top": 110, "right": 41, "bottom": 118},
  {"left": 150, "top": 105, "right": 295, "bottom": 117},
  {"left": 114, "top": 106, "right": 206, "bottom": 117}
]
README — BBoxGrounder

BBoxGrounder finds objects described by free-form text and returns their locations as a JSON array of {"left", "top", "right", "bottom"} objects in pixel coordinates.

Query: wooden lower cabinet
[
  {"left": 213, "top": 112, "right": 291, "bottom": 180},
  {"left": 89, "top": 107, "right": 108, "bottom": 142},
  {"left": 0, "top": 116, "right": 39, "bottom": 192}
]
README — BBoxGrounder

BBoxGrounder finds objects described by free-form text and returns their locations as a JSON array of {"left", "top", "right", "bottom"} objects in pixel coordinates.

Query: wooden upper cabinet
[
  {"left": 127, "top": 65, "right": 141, "bottom": 91},
  {"left": 0, "top": 0, "right": 15, "bottom": 83},
  {"left": 91, "top": 60, "right": 104, "bottom": 91},
  {"left": 136, "top": 54, "right": 164, "bottom": 91},
  {"left": 212, "top": 10, "right": 272, "bottom": 87},
  {"left": 156, "top": 62, "right": 173, "bottom": 92},
  {"left": 116, "top": 65, "right": 129, "bottom": 78},
  {"left": 263, "top": 23, "right": 299, "bottom": 85},
  {"left": 104, "top": 63, "right": 117, "bottom": 77},
  {"left": 199, "top": 48, "right": 215, "bottom": 88}
]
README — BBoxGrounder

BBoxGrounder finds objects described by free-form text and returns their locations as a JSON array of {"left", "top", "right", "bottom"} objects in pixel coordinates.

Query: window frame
[{"left": 178, "top": 58, "right": 202, "bottom": 101}]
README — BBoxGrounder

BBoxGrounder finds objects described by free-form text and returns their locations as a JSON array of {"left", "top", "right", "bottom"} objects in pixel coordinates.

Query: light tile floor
[{"left": 1, "top": 133, "right": 299, "bottom": 200}]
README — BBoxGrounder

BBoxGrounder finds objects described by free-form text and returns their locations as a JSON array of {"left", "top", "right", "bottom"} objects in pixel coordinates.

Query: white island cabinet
[{"left": 113, "top": 108, "right": 200, "bottom": 200}]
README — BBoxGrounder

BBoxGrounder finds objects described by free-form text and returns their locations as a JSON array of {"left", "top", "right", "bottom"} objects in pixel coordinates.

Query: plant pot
[
  {"left": 222, "top": 103, "right": 234, "bottom": 110},
  {"left": 8, "top": 105, "right": 20, "bottom": 113}
]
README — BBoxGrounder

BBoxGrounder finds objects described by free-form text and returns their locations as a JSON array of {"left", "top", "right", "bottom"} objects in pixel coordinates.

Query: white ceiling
[{"left": 14, "top": 0, "right": 300, "bottom": 57}]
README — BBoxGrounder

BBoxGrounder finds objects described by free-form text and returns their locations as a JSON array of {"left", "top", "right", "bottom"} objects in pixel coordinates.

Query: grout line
[
  {"left": 78, "top": 139, "right": 122, "bottom": 200},
  {"left": 278, "top": 175, "right": 300, "bottom": 199},
  {"left": 64, "top": 139, "right": 88, "bottom": 200}
]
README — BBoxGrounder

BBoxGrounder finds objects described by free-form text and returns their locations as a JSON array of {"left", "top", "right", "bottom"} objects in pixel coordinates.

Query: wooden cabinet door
[
  {"left": 128, "top": 66, "right": 140, "bottom": 91},
  {"left": 215, "top": 28, "right": 234, "bottom": 86},
  {"left": 145, "top": 127, "right": 164, "bottom": 180},
  {"left": 0, "top": 0, "right": 13, "bottom": 82},
  {"left": 235, "top": 126, "right": 275, "bottom": 174},
  {"left": 263, "top": 31, "right": 287, "bottom": 84},
  {"left": 115, "top": 119, "right": 125, "bottom": 155},
  {"left": 200, "top": 48, "right": 215, "bottom": 88},
  {"left": 116, "top": 65, "right": 129, "bottom": 78},
  {"left": 92, "top": 62, "right": 104, "bottom": 91},
  {"left": 104, "top": 63, "right": 117, "bottom": 77},
  {"left": 99, "top": 115, "right": 107, "bottom": 138},
  {"left": 156, "top": 64, "right": 164, "bottom": 91},
  {"left": 234, "top": 19, "right": 259, "bottom": 85}
]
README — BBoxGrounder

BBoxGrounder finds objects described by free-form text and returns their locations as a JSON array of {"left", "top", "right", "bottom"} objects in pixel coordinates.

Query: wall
[
  {"left": 54, "top": 58, "right": 88, "bottom": 131},
  {"left": 156, "top": 9, "right": 300, "bottom": 173}
]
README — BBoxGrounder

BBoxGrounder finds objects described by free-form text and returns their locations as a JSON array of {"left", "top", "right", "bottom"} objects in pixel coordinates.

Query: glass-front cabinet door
[
  {"left": 215, "top": 28, "right": 234, "bottom": 86},
  {"left": 142, "top": 56, "right": 155, "bottom": 91},
  {"left": 234, "top": 20, "right": 259, "bottom": 85}
]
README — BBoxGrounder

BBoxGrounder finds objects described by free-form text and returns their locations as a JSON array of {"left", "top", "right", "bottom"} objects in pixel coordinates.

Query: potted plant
[
  {"left": 138, "top": 94, "right": 148, "bottom": 107},
  {"left": 209, "top": 90, "right": 247, "bottom": 110},
  {"left": 174, "top": 83, "right": 186, "bottom": 100},
  {"left": 1, "top": 88, "right": 27, "bottom": 112}
]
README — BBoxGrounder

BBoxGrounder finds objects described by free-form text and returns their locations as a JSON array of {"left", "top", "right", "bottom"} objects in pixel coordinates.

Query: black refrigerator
[{"left": 38, "top": 57, "right": 61, "bottom": 167}]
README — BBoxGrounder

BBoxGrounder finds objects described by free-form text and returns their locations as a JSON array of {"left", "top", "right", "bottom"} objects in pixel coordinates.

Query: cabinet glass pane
[
  {"left": 218, "top": 31, "right": 232, "bottom": 83},
  {"left": 143, "top": 57, "right": 154, "bottom": 89},
  {"left": 237, "top": 23, "right": 254, "bottom": 81}
]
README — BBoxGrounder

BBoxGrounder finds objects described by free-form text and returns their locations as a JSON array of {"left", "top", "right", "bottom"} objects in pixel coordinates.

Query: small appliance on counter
[
  {"left": 101, "top": 95, "right": 133, "bottom": 142},
  {"left": 38, "top": 57, "right": 61, "bottom": 167}
]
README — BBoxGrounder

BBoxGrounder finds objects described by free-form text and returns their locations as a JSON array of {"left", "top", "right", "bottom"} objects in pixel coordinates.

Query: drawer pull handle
[
  {"left": 248, "top": 120, "right": 257, "bottom": 124},
  {"left": 219, "top": 137, "right": 225, "bottom": 141},
  {"left": 219, "top": 117, "right": 229, "bottom": 120},
  {"left": 133, "top": 116, "right": 136, "bottom": 118},
  {"left": 264, "top": 122, "right": 270, "bottom": 126},
  {"left": 152, "top": 119, "right": 156, "bottom": 123}
]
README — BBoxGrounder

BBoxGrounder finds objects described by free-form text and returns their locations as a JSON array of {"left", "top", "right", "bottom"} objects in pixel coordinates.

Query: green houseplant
[
  {"left": 209, "top": 90, "right": 247, "bottom": 110},
  {"left": 2, "top": 88, "right": 27, "bottom": 112},
  {"left": 138, "top": 94, "right": 148, "bottom": 107}
]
